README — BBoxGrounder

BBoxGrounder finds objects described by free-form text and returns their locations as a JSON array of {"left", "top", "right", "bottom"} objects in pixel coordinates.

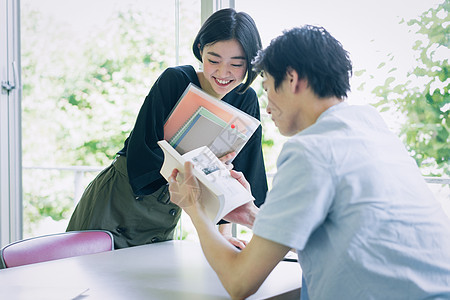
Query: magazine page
[
  {"left": 158, "top": 140, "right": 253, "bottom": 223},
  {"left": 182, "top": 146, "right": 254, "bottom": 221},
  {"left": 158, "top": 140, "right": 221, "bottom": 222}
]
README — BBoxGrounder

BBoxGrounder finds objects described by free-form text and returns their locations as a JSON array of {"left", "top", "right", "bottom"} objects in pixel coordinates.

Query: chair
[{"left": 0, "top": 230, "right": 114, "bottom": 268}]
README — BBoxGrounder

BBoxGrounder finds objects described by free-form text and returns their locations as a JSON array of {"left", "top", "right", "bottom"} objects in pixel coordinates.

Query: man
[{"left": 168, "top": 25, "right": 450, "bottom": 299}]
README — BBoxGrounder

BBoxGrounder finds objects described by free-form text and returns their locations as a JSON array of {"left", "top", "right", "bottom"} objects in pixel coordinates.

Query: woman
[{"left": 66, "top": 8, "right": 268, "bottom": 249}]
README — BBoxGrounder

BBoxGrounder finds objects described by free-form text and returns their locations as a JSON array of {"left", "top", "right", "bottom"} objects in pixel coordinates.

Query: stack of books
[
  {"left": 159, "top": 83, "right": 260, "bottom": 223},
  {"left": 163, "top": 83, "right": 260, "bottom": 158}
]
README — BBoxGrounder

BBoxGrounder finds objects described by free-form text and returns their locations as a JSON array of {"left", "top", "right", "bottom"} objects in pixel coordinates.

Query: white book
[{"left": 157, "top": 140, "right": 254, "bottom": 224}]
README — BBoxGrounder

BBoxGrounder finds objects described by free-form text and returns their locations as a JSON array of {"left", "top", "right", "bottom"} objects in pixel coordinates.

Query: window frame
[{"left": 0, "top": 0, "right": 22, "bottom": 247}]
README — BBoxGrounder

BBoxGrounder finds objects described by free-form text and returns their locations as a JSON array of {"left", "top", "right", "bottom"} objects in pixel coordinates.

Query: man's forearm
[{"left": 189, "top": 211, "right": 256, "bottom": 299}]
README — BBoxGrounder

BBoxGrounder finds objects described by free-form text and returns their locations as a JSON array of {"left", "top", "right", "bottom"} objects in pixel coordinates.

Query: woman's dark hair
[
  {"left": 193, "top": 8, "right": 262, "bottom": 94},
  {"left": 253, "top": 25, "right": 352, "bottom": 99}
]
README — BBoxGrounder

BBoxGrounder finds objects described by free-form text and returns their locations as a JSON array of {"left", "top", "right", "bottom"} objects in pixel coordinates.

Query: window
[
  {"left": 236, "top": 0, "right": 449, "bottom": 217},
  {"left": 0, "top": 0, "right": 22, "bottom": 246},
  {"left": 1, "top": 0, "right": 447, "bottom": 246},
  {"left": 19, "top": 0, "right": 201, "bottom": 239}
]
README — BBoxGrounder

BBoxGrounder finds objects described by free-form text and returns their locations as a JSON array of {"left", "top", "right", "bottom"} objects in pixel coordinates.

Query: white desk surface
[{"left": 0, "top": 240, "right": 301, "bottom": 300}]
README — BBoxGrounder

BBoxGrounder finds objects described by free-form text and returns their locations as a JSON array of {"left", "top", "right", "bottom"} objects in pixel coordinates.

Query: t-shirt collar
[{"left": 316, "top": 101, "right": 348, "bottom": 122}]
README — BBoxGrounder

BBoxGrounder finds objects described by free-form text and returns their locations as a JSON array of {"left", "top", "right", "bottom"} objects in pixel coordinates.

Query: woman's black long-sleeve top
[{"left": 117, "top": 65, "right": 268, "bottom": 207}]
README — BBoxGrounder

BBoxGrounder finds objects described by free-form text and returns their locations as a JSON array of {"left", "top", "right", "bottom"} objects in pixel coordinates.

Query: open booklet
[
  {"left": 158, "top": 140, "right": 254, "bottom": 224},
  {"left": 164, "top": 83, "right": 260, "bottom": 159}
]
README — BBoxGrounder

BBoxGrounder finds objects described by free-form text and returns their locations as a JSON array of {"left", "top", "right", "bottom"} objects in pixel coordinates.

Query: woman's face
[{"left": 200, "top": 39, "right": 247, "bottom": 99}]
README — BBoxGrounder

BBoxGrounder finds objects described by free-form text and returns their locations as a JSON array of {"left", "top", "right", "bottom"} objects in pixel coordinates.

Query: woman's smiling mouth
[{"left": 214, "top": 77, "right": 233, "bottom": 86}]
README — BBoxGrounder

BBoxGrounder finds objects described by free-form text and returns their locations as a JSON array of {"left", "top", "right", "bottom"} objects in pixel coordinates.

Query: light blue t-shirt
[{"left": 253, "top": 102, "right": 450, "bottom": 299}]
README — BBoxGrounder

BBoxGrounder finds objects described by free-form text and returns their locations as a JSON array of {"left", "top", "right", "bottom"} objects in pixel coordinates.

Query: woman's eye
[
  {"left": 208, "top": 59, "right": 218, "bottom": 64},
  {"left": 231, "top": 64, "right": 244, "bottom": 67}
]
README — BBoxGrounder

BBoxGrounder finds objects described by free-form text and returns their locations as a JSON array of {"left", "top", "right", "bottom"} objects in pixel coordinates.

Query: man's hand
[
  {"left": 223, "top": 201, "right": 258, "bottom": 229},
  {"left": 223, "top": 169, "right": 259, "bottom": 228},
  {"left": 168, "top": 162, "right": 202, "bottom": 212}
]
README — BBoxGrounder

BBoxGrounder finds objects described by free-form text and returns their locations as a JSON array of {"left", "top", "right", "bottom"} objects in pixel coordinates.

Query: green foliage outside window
[
  {"left": 371, "top": 1, "right": 449, "bottom": 176},
  {"left": 21, "top": 3, "right": 199, "bottom": 236}
]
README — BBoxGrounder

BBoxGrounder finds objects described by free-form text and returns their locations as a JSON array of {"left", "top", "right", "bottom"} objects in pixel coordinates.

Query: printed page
[
  {"left": 158, "top": 140, "right": 221, "bottom": 222},
  {"left": 183, "top": 146, "right": 254, "bottom": 220},
  {"left": 158, "top": 140, "right": 253, "bottom": 223}
]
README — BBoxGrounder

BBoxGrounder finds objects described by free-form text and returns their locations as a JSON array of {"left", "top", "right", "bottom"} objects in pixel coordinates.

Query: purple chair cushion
[{"left": 1, "top": 230, "right": 114, "bottom": 268}]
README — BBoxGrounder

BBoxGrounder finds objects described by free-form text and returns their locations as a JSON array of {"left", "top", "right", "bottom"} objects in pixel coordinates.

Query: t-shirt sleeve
[
  {"left": 253, "top": 138, "right": 335, "bottom": 250},
  {"left": 126, "top": 68, "right": 190, "bottom": 195}
]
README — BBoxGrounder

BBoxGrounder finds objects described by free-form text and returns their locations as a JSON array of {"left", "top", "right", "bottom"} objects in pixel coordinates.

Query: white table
[{"left": 0, "top": 240, "right": 301, "bottom": 299}]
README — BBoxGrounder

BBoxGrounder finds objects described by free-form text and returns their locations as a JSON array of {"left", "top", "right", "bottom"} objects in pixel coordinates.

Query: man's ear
[{"left": 286, "top": 67, "right": 308, "bottom": 94}]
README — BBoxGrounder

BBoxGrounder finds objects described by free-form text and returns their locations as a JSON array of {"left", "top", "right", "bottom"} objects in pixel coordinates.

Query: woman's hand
[
  {"left": 224, "top": 236, "right": 248, "bottom": 250},
  {"left": 218, "top": 151, "right": 236, "bottom": 170},
  {"left": 218, "top": 223, "right": 248, "bottom": 250},
  {"left": 230, "top": 169, "right": 251, "bottom": 192}
]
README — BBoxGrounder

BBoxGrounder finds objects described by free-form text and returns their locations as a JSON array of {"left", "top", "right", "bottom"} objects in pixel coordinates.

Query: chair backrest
[{"left": 0, "top": 230, "right": 114, "bottom": 268}]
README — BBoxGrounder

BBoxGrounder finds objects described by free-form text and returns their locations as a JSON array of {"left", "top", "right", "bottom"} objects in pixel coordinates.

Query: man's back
[
  {"left": 307, "top": 102, "right": 450, "bottom": 298},
  {"left": 256, "top": 102, "right": 450, "bottom": 299}
]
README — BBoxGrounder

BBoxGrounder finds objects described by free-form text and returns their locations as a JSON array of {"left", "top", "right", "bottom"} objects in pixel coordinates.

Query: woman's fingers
[
  {"left": 230, "top": 169, "right": 251, "bottom": 191},
  {"left": 218, "top": 151, "right": 236, "bottom": 164}
]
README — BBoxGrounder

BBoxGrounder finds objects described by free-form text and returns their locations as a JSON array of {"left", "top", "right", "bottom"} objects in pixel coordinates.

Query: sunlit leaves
[
  {"left": 20, "top": 1, "right": 200, "bottom": 233},
  {"left": 371, "top": 1, "right": 449, "bottom": 176}
]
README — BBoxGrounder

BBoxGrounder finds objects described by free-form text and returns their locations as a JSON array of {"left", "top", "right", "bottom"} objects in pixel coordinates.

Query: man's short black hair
[{"left": 253, "top": 25, "right": 352, "bottom": 99}]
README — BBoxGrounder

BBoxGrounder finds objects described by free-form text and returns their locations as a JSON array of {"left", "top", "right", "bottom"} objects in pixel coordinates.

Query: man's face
[{"left": 262, "top": 72, "right": 301, "bottom": 137}]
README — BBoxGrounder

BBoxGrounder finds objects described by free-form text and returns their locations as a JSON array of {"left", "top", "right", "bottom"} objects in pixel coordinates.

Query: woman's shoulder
[
  {"left": 241, "top": 86, "right": 258, "bottom": 100},
  {"left": 224, "top": 85, "right": 259, "bottom": 116},
  {"left": 226, "top": 85, "right": 257, "bottom": 102}
]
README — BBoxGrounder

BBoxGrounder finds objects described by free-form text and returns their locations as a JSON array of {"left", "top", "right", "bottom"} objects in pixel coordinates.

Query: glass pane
[
  {"left": 235, "top": 0, "right": 449, "bottom": 216},
  {"left": 20, "top": 0, "right": 200, "bottom": 238}
]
